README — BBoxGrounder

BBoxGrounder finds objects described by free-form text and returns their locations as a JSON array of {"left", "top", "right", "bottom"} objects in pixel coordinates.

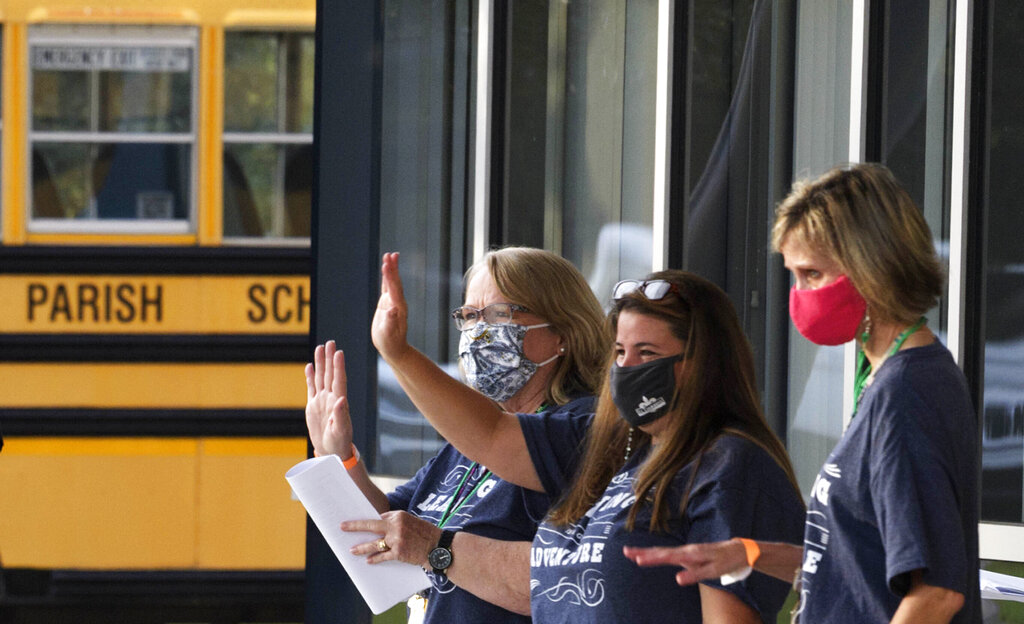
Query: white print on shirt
[
  {"left": 798, "top": 463, "right": 840, "bottom": 621},
  {"left": 414, "top": 464, "right": 495, "bottom": 524},
  {"left": 802, "top": 549, "right": 823, "bottom": 573},
  {"left": 531, "top": 541, "right": 606, "bottom": 567},
  {"left": 531, "top": 568, "right": 605, "bottom": 607},
  {"left": 531, "top": 469, "right": 636, "bottom": 609},
  {"left": 802, "top": 464, "right": 839, "bottom": 589},
  {"left": 413, "top": 463, "right": 497, "bottom": 594},
  {"left": 803, "top": 510, "right": 829, "bottom": 575},
  {"left": 812, "top": 474, "right": 832, "bottom": 506}
]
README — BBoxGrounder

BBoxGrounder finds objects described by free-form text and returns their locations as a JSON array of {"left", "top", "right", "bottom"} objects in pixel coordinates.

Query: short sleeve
[
  {"left": 517, "top": 396, "right": 594, "bottom": 497},
  {"left": 385, "top": 451, "right": 440, "bottom": 512},
  {"left": 684, "top": 437, "right": 805, "bottom": 620},
  {"left": 867, "top": 386, "right": 970, "bottom": 597}
]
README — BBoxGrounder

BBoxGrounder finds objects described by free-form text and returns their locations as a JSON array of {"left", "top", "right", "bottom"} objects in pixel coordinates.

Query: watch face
[{"left": 428, "top": 547, "right": 452, "bottom": 571}]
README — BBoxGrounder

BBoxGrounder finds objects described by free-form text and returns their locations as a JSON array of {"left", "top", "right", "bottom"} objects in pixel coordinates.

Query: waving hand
[
  {"left": 371, "top": 252, "right": 412, "bottom": 365},
  {"left": 305, "top": 340, "right": 355, "bottom": 459}
]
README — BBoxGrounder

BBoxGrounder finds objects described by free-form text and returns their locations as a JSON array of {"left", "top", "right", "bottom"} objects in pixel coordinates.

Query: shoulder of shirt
[
  {"left": 674, "top": 433, "right": 793, "bottom": 503},
  {"left": 861, "top": 341, "right": 974, "bottom": 432},
  {"left": 691, "top": 431, "right": 777, "bottom": 477},
  {"left": 883, "top": 339, "right": 952, "bottom": 369},
  {"left": 541, "top": 393, "right": 597, "bottom": 415},
  {"left": 872, "top": 340, "right": 962, "bottom": 392},
  {"left": 709, "top": 430, "right": 765, "bottom": 454}
]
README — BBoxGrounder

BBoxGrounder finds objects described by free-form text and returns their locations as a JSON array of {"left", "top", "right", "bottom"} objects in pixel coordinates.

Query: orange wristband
[
  {"left": 738, "top": 538, "right": 760, "bottom": 567},
  {"left": 342, "top": 443, "right": 360, "bottom": 470}
]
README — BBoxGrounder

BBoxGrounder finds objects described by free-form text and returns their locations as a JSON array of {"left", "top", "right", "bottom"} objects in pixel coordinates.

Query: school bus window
[
  {"left": 223, "top": 31, "right": 313, "bottom": 240},
  {"left": 28, "top": 25, "right": 197, "bottom": 229},
  {"left": 1, "top": 27, "right": 4, "bottom": 197}
]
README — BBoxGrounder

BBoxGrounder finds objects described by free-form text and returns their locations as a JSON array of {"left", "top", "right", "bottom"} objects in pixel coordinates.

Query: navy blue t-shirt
[
  {"left": 520, "top": 410, "right": 805, "bottom": 623},
  {"left": 386, "top": 395, "right": 594, "bottom": 624},
  {"left": 798, "top": 341, "right": 981, "bottom": 623}
]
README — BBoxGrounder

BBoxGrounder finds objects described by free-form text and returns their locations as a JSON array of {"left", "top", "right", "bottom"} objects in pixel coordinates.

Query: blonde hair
[
  {"left": 464, "top": 247, "right": 609, "bottom": 405},
  {"left": 547, "top": 270, "right": 801, "bottom": 531},
  {"left": 772, "top": 163, "right": 944, "bottom": 325}
]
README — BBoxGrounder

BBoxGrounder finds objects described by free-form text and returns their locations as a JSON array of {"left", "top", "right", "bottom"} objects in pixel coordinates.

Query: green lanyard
[
  {"left": 853, "top": 316, "right": 927, "bottom": 417},
  {"left": 435, "top": 402, "right": 545, "bottom": 528},
  {"left": 437, "top": 463, "right": 492, "bottom": 529}
]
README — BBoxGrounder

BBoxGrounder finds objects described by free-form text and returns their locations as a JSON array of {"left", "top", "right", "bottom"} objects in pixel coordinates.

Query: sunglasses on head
[{"left": 612, "top": 279, "right": 680, "bottom": 301}]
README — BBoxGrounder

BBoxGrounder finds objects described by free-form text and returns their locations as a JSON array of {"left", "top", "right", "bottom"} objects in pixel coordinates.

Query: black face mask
[{"left": 609, "top": 354, "right": 684, "bottom": 427}]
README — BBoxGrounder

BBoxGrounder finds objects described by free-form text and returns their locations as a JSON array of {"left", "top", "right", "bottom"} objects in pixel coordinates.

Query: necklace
[{"left": 852, "top": 316, "right": 926, "bottom": 417}]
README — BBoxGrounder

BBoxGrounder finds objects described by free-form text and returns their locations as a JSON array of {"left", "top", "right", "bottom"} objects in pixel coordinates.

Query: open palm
[
  {"left": 371, "top": 252, "right": 411, "bottom": 363},
  {"left": 304, "top": 340, "right": 354, "bottom": 457}
]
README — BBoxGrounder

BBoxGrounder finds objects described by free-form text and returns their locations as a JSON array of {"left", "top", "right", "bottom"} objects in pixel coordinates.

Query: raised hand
[
  {"left": 371, "top": 252, "right": 412, "bottom": 365},
  {"left": 304, "top": 340, "right": 355, "bottom": 459}
]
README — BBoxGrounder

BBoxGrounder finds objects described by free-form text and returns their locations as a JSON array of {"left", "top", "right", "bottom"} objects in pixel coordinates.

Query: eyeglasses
[
  {"left": 450, "top": 303, "right": 530, "bottom": 330},
  {"left": 612, "top": 279, "right": 680, "bottom": 301}
]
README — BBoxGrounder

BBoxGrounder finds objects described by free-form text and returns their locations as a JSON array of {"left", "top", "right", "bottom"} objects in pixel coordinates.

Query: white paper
[
  {"left": 720, "top": 566, "right": 752, "bottom": 585},
  {"left": 286, "top": 455, "right": 431, "bottom": 614},
  {"left": 980, "top": 569, "right": 1024, "bottom": 603}
]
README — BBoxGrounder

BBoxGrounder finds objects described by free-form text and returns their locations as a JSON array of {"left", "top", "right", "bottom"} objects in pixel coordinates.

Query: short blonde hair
[
  {"left": 465, "top": 247, "right": 609, "bottom": 405},
  {"left": 772, "top": 163, "right": 944, "bottom": 325}
]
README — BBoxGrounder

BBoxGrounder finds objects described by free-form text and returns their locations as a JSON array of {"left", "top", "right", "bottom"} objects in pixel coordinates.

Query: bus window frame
[
  {"left": 25, "top": 23, "right": 200, "bottom": 235},
  {"left": 221, "top": 28, "right": 313, "bottom": 245},
  {"left": 1, "top": 24, "right": 5, "bottom": 242}
]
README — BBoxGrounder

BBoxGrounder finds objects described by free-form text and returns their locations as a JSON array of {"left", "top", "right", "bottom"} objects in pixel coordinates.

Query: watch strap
[
  {"left": 437, "top": 528, "right": 455, "bottom": 551},
  {"left": 429, "top": 529, "right": 456, "bottom": 575}
]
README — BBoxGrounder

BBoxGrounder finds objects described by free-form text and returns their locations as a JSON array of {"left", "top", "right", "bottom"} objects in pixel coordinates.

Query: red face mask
[{"left": 789, "top": 275, "right": 866, "bottom": 346}]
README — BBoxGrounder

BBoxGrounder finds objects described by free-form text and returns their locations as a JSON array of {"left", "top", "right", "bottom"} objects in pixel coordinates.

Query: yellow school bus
[{"left": 0, "top": 1, "right": 314, "bottom": 620}]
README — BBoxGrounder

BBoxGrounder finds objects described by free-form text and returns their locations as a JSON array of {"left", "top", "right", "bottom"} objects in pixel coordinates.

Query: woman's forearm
[
  {"left": 312, "top": 444, "right": 390, "bottom": 513},
  {"left": 624, "top": 539, "right": 803, "bottom": 586},
  {"left": 753, "top": 541, "right": 804, "bottom": 583},
  {"left": 386, "top": 345, "right": 544, "bottom": 491},
  {"left": 443, "top": 533, "right": 532, "bottom": 615},
  {"left": 372, "top": 252, "right": 543, "bottom": 491},
  {"left": 698, "top": 584, "right": 760, "bottom": 623},
  {"left": 347, "top": 459, "right": 390, "bottom": 514},
  {"left": 889, "top": 571, "right": 964, "bottom": 624}
]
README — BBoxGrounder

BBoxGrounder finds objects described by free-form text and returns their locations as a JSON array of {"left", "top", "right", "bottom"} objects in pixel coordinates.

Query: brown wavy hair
[
  {"left": 464, "top": 247, "right": 610, "bottom": 404},
  {"left": 772, "top": 163, "right": 944, "bottom": 325},
  {"left": 547, "top": 270, "right": 801, "bottom": 531}
]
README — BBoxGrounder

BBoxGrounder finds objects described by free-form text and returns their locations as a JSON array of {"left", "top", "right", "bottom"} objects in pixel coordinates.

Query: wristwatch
[{"left": 427, "top": 529, "right": 455, "bottom": 576}]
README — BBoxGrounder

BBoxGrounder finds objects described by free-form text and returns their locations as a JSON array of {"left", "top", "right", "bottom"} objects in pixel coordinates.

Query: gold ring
[{"left": 376, "top": 538, "right": 389, "bottom": 552}]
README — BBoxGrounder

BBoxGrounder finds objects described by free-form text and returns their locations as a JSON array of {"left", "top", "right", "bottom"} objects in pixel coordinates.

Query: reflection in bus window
[
  {"left": 223, "top": 31, "right": 313, "bottom": 240},
  {"left": 28, "top": 25, "right": 196, "bottom": 227}
]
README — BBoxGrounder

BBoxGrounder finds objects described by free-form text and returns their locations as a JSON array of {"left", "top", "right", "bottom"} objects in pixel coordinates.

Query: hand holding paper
[{"left": 286, "top": 454, "right": 431, "bottom": 614}]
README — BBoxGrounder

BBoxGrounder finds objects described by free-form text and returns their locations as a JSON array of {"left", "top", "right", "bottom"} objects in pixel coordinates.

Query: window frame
[
  {"left": 221, "top": 28, "right": 314, "bottom": 245},
  {"left": 25, "top": 24, "right": 199, "bottom": 235},
  {"left": 853, "top": 0, "right": 1023, "bottom": 561}
]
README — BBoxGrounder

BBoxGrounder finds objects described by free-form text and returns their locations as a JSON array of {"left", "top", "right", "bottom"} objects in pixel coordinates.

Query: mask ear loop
[
  {"left": 524, "top": 323, "right": 560, "bottom": 367},
  {"left": 534, "top": 352, "right": 561, "bottom": 367}
]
